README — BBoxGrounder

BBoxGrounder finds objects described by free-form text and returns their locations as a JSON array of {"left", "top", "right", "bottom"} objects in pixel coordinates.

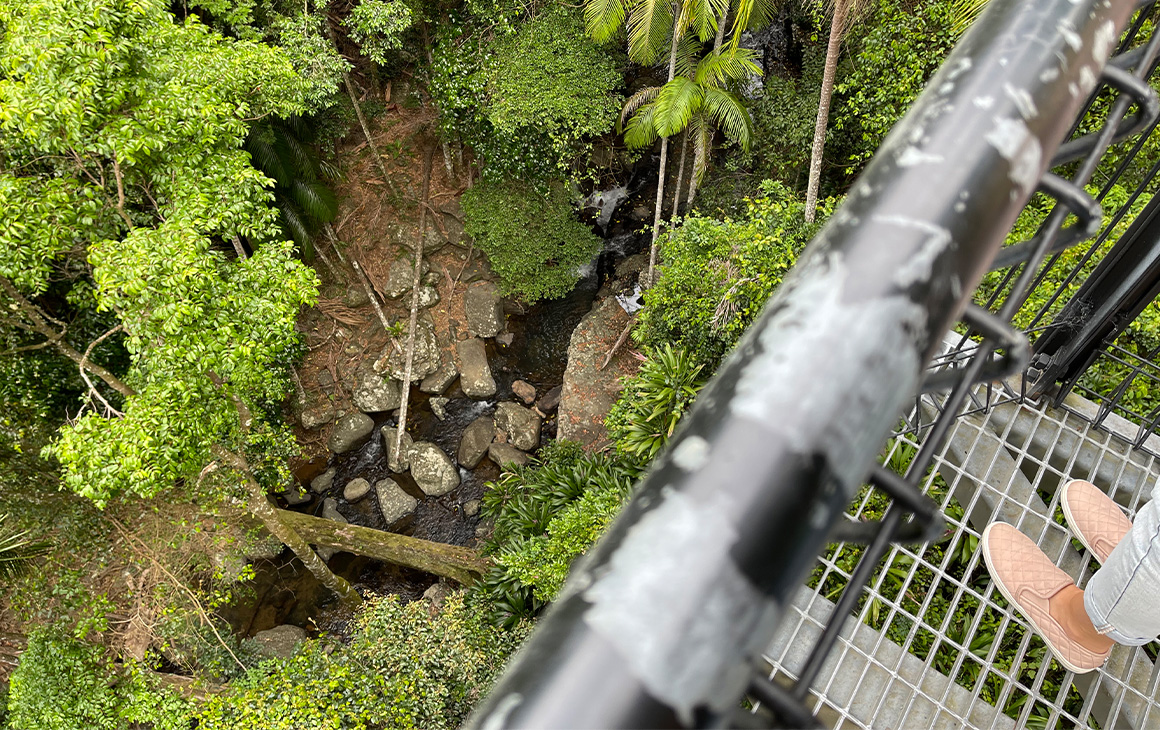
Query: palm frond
[
  {"left": 586, "top": 0, "right": 629, "bottom": 44},
  {"left": 684, "top": 0, "right": 727, "bottom": 41},
  {"left": 290, "top": 179, "right": 338, "bottom": 224},
  {"left": 694, "top": 47, "right": 762, "bottom": 88},
  {"left": 730, "top": 0, "right": 777, "bottom": 38},
  {"left": 277, "top": 125, "right": 321, "bottom": 181},
  {"left": 624, "top": 102, "right": 661, "bottom": 149},
  {"left": 626, "top": 0, "right": 674, "bottom": 64},
  {"left": 950, "top": 0, "right": 990, "bottom": 34},
  {"left": 0, "top": 515, "right": 48, "bottom": 582},
  {"left": 654, "top": 76, "right": 703, "bottom": 138},
  {"left": 674, "top": 35, "right": 704, "bottom": 79},
  {"left": 701, "top": 86, "right": 752, "bottom": 151},
  {"left": 280, "top": 202, "right": 313, "bottom": 249},
  {"left": 244, "top": 132, "right": 290, "bottom": 186},
  {"left": 620, "top": 86, "right": 662, "bottom": 130}
]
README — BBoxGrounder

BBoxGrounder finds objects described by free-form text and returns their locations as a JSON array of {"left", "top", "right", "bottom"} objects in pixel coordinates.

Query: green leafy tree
[
  {"left": 344, "top": 0, "right": 415, "bottom": 65},
  {"left": 197, "top": 592, "right": 528, "bottom": 730},
  {"left": 0, "top": 0, "right": 356, "bottom": 600},
  {"left": 6, "top": 629, "right": 193, "bottom": 730},
  {"left": 430, "top": 5, "right": 622, "bottom": 180},
  {"left": 462, "top": 178, "right": 603, "bottom": 302},
  {"left": 637, "top": 181, "right": 831, "bottom": 365}
]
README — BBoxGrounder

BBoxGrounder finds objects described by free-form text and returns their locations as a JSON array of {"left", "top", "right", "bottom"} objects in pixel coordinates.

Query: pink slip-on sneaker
[
  {"left": 981, "top": 522, "right": 1111, "bottom": 674},
  {"left": 1061, "top": 479, "right": 1133, "bottom": 564}
]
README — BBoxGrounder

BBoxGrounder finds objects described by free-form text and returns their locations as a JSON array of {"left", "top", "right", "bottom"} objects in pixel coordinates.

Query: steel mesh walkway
[{"left": 761, "top": 386, "right": 1160, "bottom": 729}]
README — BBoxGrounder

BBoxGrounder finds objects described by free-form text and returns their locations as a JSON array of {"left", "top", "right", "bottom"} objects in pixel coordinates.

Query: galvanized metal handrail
[{"left": 466, "top": 0, "right": 1149, "bottom": 726}]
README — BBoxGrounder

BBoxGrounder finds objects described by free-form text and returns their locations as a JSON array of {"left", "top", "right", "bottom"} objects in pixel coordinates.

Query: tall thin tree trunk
[
  {"left": 646, "top": 1, "right": 685, "bottom": 288},
  {"left": 326, "top": 24, "right": 395, "bottom": 193},
  {"left": 392, "top": 146, "right": 437, "bottom": 467},
  {"left": 672, "top": 129, "right": 689, "bottom": 220},
  {"left": 805, "top": 0, "right": 848, "bottom": 224}
]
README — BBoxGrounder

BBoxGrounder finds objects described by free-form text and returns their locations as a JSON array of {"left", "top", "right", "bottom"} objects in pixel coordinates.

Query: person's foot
[
  {"left": 982, "top": 522, "right": 1113, "bottom": 673},
  {"left": 1061, "top": 479, "right": 1133, "bottom": 563}
]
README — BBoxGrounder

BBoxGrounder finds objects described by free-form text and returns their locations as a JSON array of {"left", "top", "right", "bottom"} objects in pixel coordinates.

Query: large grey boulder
[
  {"left": 376, "top": 477, "right": 418, "bottom": 523},
  {"left": 343, "top": 478, "right": 371, "bottom": 502},
  {"left": 300, "top": 404, "right": 335, "bottom": 430},
  {"left": 410, "top": 441, "right": 460, "bottom": 496},
  {"left": 417, "top": 286, "right": 440, "bottom": 308},
  {"left": 458, "top": 414, "right": 495, "bottom": 468},
  {"left": 420, "top": 358, "right": 458, "bottom": 394},
  {"left": 329, "top": 413, "right": 375, "bottom": 454},
  {"left": 465, "top": 281, "right": 504, "bottom": 338},
  {"left": 253, "top": 625, "right": 307, "bottom": 659},
  {"left": 375, "top": 318, "right": 440, "bottom": 382},
  {"left": 322, "top": 498, "right": 347, "bottom": 524},
  {"left": 352, "top": 365, "right": 402, "bottom": 413},
  {"left": 456, "top": 338, "right": 495, "bottom": 399},
  {"left": 488, "top": 442, "right": 529, "bottom": 469},
  {"left": 496, "top": 401, "right": 542, "bottom": 451},
  {"left": 310, "top": 467, "right": 336, "bottom": 494},
  {"left": 380, "top": 426, "right": 414, "bottom": 472},
  {"left": 384, "top": 255, "right": 430, "bottom": 299}
]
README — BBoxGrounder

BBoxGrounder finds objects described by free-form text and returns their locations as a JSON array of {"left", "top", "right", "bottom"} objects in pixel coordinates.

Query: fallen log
[{"left": 278, "top": 509, "right": 491, "bottom": 586}]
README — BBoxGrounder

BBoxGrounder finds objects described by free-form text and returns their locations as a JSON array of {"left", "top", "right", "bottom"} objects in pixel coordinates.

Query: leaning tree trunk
[
  {"left": 212, "top": 444, "right": 360, "bottom": 605},
  {"left": 804, "top": 0, "right": 848, "bottom": 224},
  {"left": 646, "top": 1, "right": 686, "bottom": 288},
  {"left": 325, "top": 24, "right": 395, "bottom": 193}
]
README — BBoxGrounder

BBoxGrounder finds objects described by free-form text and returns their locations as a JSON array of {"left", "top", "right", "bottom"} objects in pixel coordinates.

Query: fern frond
[
  {"left": 0, "top": 516, "right": 48, "bottom": 582},
  {"left": 277, "top": 125, "right": 321, "bottom": 181},
  {"left": 654, "top": 76, "right": 703, "bottom": 138},
  {"left": 701, "top": 87, "right": 752, "bottom": 151}
]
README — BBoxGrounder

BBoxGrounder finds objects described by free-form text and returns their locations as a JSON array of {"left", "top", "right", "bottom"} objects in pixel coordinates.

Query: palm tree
[
  {"left": 0, "top": 514, "right": 48, "bottom": 582},
  {"left": 803, "top": 0, "right": 870, "bottom": 223},
  {"left": 244, "top": 117, "right": 339, "bottom": 261},
  {"left": 622, "top": 47, "right": 760, "bottom": 210}
]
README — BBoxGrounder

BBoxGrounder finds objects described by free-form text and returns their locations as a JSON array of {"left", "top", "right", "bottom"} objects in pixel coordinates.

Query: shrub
[
  {"left": 473, "top": 442, "right": 639, "bottom": 624},
  {"left": 462, "top": 178, "right": 602, "bottom": 302},
  {"left": 606, "top": 344, "right": 707, "bottom": 462},
  {"left": 196, "top": 592, "right": 526, "bottom": 730},
  {"left": 6, "top": 629, "right": 192, "bottom": 730},
  {"left": 637, "top": 181, "right": 829, "bottom": 367}
]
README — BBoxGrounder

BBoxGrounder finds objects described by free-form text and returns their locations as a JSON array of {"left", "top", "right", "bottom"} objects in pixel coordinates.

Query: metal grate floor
[{"left": 762, "top": 387, "right": 1160, "bottom": 729}]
